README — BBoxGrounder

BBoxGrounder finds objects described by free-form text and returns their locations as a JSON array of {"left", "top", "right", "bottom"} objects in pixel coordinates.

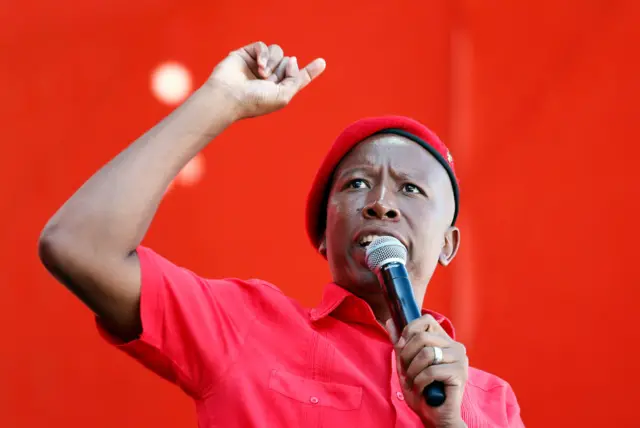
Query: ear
[
  {"left": 318, "top": 235, "right": 327, "bottom": 258},
  {"left": 438, "top": 226, "right": 460, "bottom": 266}
]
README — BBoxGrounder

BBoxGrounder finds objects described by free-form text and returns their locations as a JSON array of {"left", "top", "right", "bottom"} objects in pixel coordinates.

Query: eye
[
  {"left": 402, "top": 183, "right": 423, "bottom": 195},
  {"left": 345, "top": 178, "right": 370, "bottom": 190}
]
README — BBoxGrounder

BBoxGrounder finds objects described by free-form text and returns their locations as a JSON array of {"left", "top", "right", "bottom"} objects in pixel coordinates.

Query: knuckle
[
  {"left": 459, "top": 343, "right": 467, "bottom": 355},
  {"left": 419, "top": 346, "right": 432, "bottom": 360},
  {"left": 423, "top": 314, "right": 436, "bottom": 323},
  {"left": 424, "top": 365, "right": 438, "bottom": 378},
  {"left": 278, "top": 92, "right": 293, "bottom": 106},
  {"left": 406, "top": 323, "right": 421, "bottom": 336},
  {"left": 418, "top": 331, "right": 434, "bottom": 344},
  {"left": 414, "top": 371, "right": 432, "bottom": 389}
]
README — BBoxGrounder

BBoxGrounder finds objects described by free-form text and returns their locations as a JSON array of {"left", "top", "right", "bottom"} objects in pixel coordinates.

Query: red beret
[{"left": 305, "top": 115, "right": 459, "bottom": 249}]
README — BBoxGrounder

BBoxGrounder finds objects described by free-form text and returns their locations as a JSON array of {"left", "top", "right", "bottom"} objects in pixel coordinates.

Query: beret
[{"left": 305, "top": 115, "right": 459, "bottom": 249}]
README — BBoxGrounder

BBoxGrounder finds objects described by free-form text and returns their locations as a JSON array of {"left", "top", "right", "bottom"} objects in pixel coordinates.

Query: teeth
[{"left": 359, "top": 234, "right": 381, "bottom": 246}]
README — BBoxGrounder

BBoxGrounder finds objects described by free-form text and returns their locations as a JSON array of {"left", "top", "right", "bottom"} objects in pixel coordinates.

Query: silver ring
[{"left": 432, "top": 346, "right": 444, "bottom": 365}]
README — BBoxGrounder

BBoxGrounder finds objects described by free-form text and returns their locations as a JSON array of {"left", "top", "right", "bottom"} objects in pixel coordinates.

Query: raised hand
[{"left": 207, "top": 41, "right": 326, "bottom": 120}]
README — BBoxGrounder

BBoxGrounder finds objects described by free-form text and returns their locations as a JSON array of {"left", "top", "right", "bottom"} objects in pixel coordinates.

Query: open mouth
[{"left": 358, "top": 234, "right": 383, "bottom": 248}]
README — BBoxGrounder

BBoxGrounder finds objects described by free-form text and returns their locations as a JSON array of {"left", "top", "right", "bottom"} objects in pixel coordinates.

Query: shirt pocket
[{"left": 268, "top": 368, "right": 363, "bottom": 411}]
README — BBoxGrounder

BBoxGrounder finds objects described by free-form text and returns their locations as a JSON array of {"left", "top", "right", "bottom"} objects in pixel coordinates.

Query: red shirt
[{"left": 98, "top": 246, "right": 524, "bottom": 427}]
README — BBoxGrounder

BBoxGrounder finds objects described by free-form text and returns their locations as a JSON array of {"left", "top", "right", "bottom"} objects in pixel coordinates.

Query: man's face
[{"left": 323, "top": 134, "right": 459, "bottom": 303}]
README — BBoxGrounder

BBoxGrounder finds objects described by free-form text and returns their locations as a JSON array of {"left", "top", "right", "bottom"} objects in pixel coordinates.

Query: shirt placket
[{"left": 389, "top": 349, "right": 424, "bottom": 427}]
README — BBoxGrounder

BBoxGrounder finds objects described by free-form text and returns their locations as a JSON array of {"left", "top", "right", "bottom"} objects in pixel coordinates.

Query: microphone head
[{"left": 365, "top": 236, "right": 408, "bottom": 271}]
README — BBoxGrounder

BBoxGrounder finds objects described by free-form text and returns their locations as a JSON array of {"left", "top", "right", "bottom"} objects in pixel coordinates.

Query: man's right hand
[{"left": 206, "top": 41, "right": 326, "bottom": 120}]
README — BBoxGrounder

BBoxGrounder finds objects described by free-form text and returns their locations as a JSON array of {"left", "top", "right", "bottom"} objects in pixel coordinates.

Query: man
[{"left": 39, "top": 41, "right": 523, "bottom": 427}]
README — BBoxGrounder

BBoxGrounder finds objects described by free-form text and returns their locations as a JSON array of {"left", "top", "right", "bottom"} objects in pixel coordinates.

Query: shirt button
[
  {"left": 309, "top": 396, "right": 319, "bottom": 404},
  {"left": 396, "top": 391, "right": 405, "bottom": 401}
]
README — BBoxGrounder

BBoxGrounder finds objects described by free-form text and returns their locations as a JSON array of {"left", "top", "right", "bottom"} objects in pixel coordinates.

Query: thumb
[
  {"left": 280, "top": 57, "right": 326, "bottom": 100},
  {"left": 298, "top": 57, "right": 327, "bottom": 87}
]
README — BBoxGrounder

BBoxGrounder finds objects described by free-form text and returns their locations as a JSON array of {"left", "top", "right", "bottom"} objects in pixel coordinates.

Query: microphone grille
[{"left": 365, "top": 236, "right": 408, "bottom": 271}]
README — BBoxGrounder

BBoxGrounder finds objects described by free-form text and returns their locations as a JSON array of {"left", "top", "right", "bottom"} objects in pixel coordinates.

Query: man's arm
[
  {"left": 38, "top": 41, "right": 326, "bottom": 341},
  {"left": 38, "top": 84, "right": 234, "bottom": 340}
]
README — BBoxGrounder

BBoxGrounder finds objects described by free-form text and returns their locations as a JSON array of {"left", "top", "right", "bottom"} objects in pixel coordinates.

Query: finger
[
  {"left": 404, "top": 345, "right": 459, "bottom": 380},
  {"left": 401, "top": 314, "right": 449, "bottom": 345},
  {"left": 263, "top": 44, "right": 284, "bottom": 76},
  {"left": 394, "top": 349, "right": 413, "bottom": 392},
  {"left": 398, "top": 332, "right": 451, "bottom": 369},
  {"left": 236, "top": 41, "right": 269, "bottom": 77},
  {"left": 286, "top": 56, "right": 299, "bottom": 78},
  {"left": 413, "top": 363, "right": 467, "bottom": 395},
  {"left": 294, "top": 58, "right": 326, "bottom": 91},
  {"left": 384, "top": 318, "right": 401, "bottom": 344},
  {"left": 256, "top": 42, "right": 270, "bottom": 68},
  {"left": 267, "top": 57, "right": 289, "bottom": 83},
  {"left": 278, "top": 57, "right": 326, "bottom": 102},
  {"left": 239, "top": 41, "right": 268, "bottom": 62}
]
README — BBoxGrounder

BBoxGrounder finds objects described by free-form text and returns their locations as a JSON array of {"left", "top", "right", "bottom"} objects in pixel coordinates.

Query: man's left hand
[{"left": 387, "top": 314, "right": 469, "bottom": 428}]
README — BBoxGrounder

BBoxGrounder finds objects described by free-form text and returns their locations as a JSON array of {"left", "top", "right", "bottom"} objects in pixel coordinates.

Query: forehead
[{"left": 335, "top": 134, "right": 447, "bottom": 182}]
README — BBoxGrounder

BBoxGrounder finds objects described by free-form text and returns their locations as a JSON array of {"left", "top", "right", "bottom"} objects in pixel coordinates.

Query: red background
[{"left": 2, "top": 1, "right": 639, "bottom": 426}]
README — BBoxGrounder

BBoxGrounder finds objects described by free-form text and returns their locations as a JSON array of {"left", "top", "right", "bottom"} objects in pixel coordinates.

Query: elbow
[
  {"left": 38, "top": 226, "right": 90, "bottom": 288},
  {"left": 38, "top": 224, "right": 82, "bottom": 274},
  {"left": 38, "top": 226, "right": 66, "bottom": 272}
]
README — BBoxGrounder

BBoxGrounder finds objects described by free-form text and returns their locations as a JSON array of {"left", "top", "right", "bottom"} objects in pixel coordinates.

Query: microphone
[{"left": 365, "top": 235, "right": 446, "bottom": 407}]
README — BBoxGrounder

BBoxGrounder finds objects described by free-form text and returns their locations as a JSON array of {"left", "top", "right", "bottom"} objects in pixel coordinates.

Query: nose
[{"left": 362, "top": 186, "right": 401, "bottom": 221}]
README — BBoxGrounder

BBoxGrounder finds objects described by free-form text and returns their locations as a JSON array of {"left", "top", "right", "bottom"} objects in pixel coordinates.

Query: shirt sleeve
[
  {"left": 503, "top": 382, "right": 525, "bottom": 427},
  {"left": 462, "top": 374, "right": 525, "bottom": 427},
  {"left": 96, "top": 245, "right": 264, "bottom": 398}
]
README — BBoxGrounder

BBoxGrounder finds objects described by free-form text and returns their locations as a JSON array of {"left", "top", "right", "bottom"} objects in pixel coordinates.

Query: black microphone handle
[
  {"left": 379, "top": 263, "right": 446, "bottom": 407},
  {"left": 424, "top": 381, "right": 446, "bottom": 407}
]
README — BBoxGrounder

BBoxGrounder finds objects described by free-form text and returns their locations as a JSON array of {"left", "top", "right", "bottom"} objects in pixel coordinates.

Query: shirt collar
[{"left": 310, "top": 282, "right": 457, "bottom": 340}]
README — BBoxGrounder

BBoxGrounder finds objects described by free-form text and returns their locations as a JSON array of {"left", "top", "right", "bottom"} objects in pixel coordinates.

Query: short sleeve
[
  {"left": 462, "top": 368, "right": 525, "bottom": 427},
  {"left": 96, "top": 246, "right": 267, "bottom": 398},
  {"left": 504, "top": 382, "right": 525, "bottom": 427}
]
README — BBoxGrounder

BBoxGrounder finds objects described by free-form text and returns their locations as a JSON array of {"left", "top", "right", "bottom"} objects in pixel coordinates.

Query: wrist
[
  {"left": 199, "top": 78, "right": 246, "bottom": 123},
  {"left": 434, "top": 421, "right": 466, "bottom": 428}
]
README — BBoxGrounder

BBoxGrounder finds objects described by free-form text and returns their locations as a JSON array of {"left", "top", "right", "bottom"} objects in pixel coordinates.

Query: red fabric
[
  {"left": 305, "top": 115, "right": 458, "bottom": 249},
  {"left": 97, "top": 247, "right": 523, "bottom": 427}
]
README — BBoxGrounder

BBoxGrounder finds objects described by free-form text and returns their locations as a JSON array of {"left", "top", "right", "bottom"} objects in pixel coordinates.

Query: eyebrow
[
  {"left": 390, "top": 168, "right": 428, "bottom": 183},
  {"left": 335, "top": 165, "right": 430, "bottom": 187},
  {"left": 334, "top": 166, "right": 373, "bottom": 183}
]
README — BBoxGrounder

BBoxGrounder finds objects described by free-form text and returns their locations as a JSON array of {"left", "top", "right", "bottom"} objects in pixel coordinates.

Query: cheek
[
  {"left": 325, "top": 198, "right": 340, "bottom": 228},
  {"left": 407, "top": 237, "right": 441, "bottom": 280},
  {"left": 409, "top": 223, "right": 443, "bottom": 262},
  {"left": 326, "top": 195, "right": 357, "bottom": 228},
  {"left": 326, "top": 198, "right": 339, "bottom": 216},
  {"left": 325, "top": 198, "right": 346, "bottom": 243}
]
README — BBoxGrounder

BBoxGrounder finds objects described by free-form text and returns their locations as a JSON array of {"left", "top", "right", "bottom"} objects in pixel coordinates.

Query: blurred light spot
[
  {"left": 151, "top": 62, "right": 192, "bottom": 105},
  {"left": 177, "top": 153, "right": 205, "bottom": 186}
]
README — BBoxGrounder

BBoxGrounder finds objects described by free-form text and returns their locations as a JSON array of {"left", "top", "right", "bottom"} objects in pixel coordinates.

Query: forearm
[{"left": 42, "top": 83, "right": 237, "bottom": 254}]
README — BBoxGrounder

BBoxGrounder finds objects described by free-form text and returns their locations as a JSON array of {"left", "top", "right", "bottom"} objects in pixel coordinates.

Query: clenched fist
[{"left": 206, "top": 41, "right": 326, "bottom": 120}]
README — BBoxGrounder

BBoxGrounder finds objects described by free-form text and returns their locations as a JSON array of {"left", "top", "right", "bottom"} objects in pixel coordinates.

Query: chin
[
  {"left": 330, "top": 252, "right": 381, "bottom": 290},
  {"left": 346, "top": 269, "right": 382, "bottom": 296}
]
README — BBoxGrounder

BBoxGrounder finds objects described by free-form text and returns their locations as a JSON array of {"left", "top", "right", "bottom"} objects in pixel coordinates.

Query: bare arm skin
[{"left": 38, "top": 42, "right": 326, "bottom": 341}]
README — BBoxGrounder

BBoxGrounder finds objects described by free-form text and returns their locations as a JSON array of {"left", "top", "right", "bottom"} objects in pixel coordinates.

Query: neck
[
  {"left": 361, "top": 284, "right": 427, "bottom": 325},
  {"left": 366, "top": 294, "right": 393, "bottom": 324}
]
